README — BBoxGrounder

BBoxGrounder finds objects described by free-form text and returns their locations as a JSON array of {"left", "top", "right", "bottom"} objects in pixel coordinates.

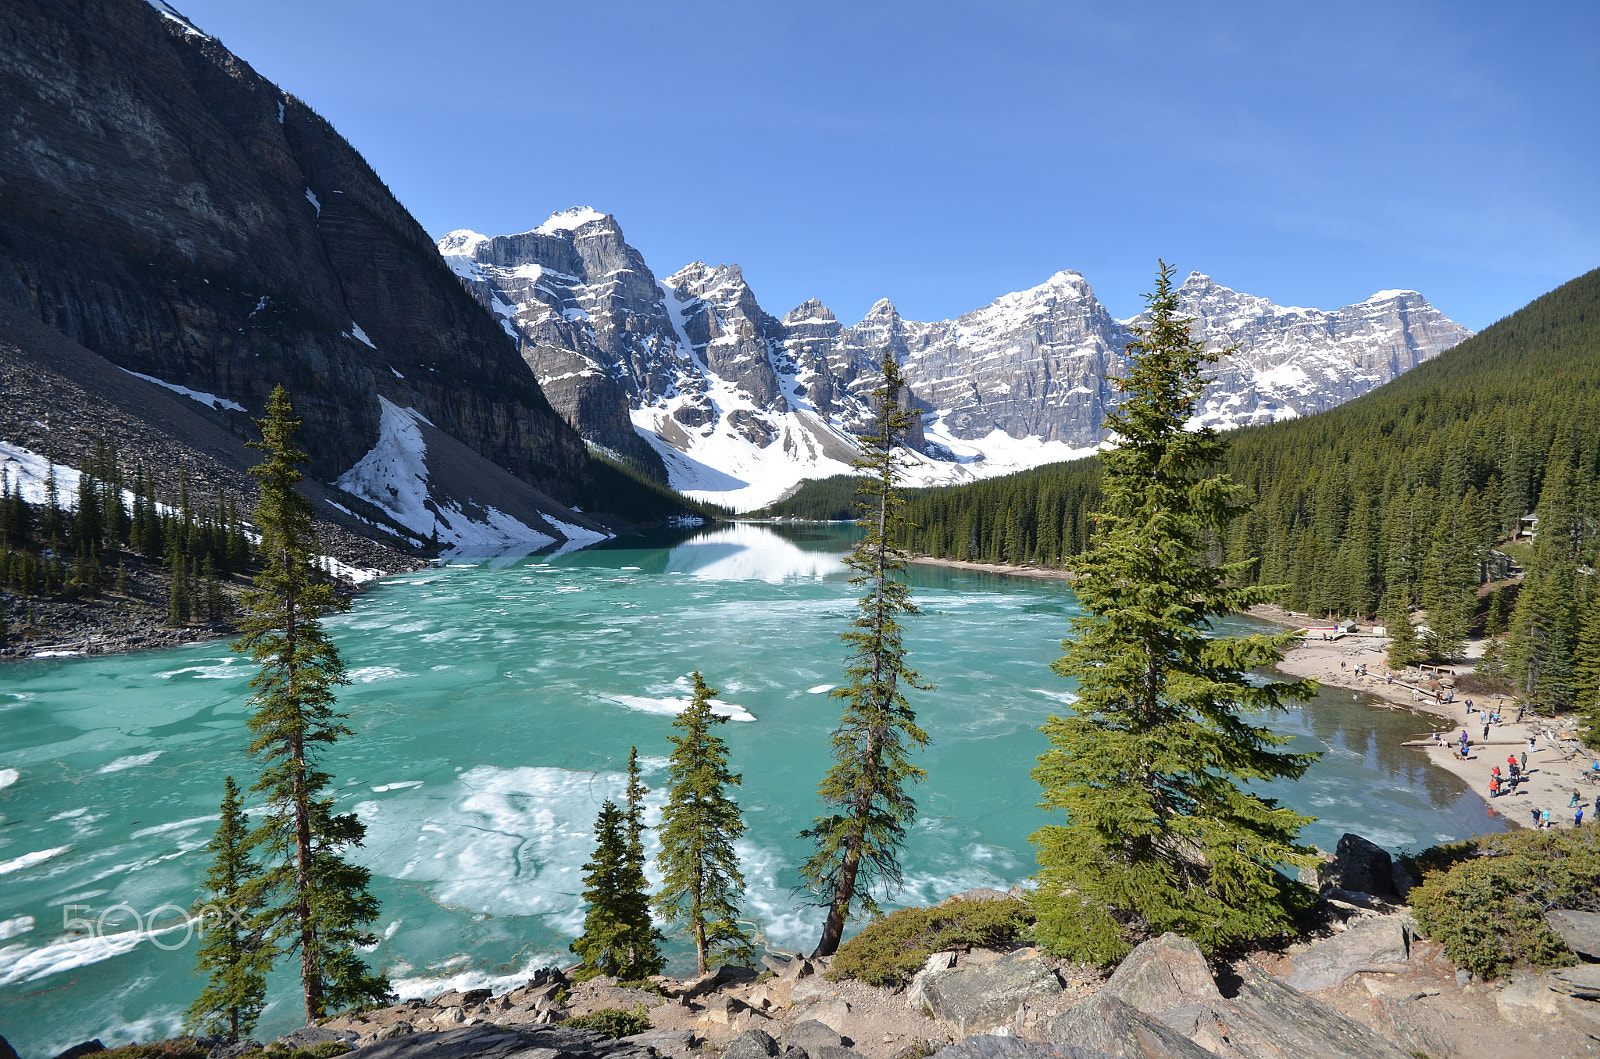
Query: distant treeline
[
  {"left": 1, "top": 438, "right": 251, "bottom": 621},
  {"left": 768, "top": 266, "right": 1600, "bottom": 625}
]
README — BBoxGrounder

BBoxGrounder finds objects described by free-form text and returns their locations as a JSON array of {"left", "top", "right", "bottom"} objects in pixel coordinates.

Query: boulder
[
  {"left": 52, "top": 1044, "right": 105, "bottom": 1059},
  {"left": 749, "top": 979, "right": 794, "bottom": 1011},
  {"left": 802, "top": 999, "right": 853, "bottom": 1035},
  {"left": 807, "top": 1047, "right": 860, "bottom": 1059},
  {"left": 1546, "top": 962, "right": 1600, "bottom": 999},
  {"left": 1556, "top": 993, "right": 1600, "bottom": 1035},
  {"left": 789, "top": 1020, "right": 845, "bottom": 1051},
  {"left": 1361, "top": 996, "right": 1453, "bottom": 1059},
  {"left": 208, "top": 1043, "right": 264, "bottom": 1059},
  {"left": 1283, "top": 917, "right": 1411, "bottom": 992},
  {"left": 779, "top": 958, "right": 817, "bottom": 982},
  {"left": 1545, "top": 909, "right": 1600, "bottom": 960},
  {"left": 0, "top": 1036, "right": 16, "bottom": 1059},
  {"left": 763, "top": 955, "right": 795, "bottom": 974},
  {"left": 1228, "top": 962, "right": 1410, "bottom": 1059},
  {"left": 1494, "top": 974, "right": 1563, "bottom": 1023},
  {"left": 722, "top": 1029, "right": 782, "bottom": 1059},
  {"left": 917, "top": 949, "right": 1065, "bottom": 1036},
  {"left": 1321, "top": 835, "right": 1396, "bottom": 899},
  {"left": 937, "top": 889, "right": 1019, "bottom": 906},
  {"left": 1047, "top": 994, "right": 1220, "bottom": 1059},
  {"left": 1098, "top": 934, "right": 1220, "bottom": 1016},
  {"left": 341, "top": 1024, "right": 655, "bottom": 1059},
  {"left": 620, "top": 1030, "right": 699, "bottom": 1050},
  {"left": 908, "top": 951, "right": 960, "bottom": 1012},
  {"left": 278, "top": 1027, "right": 360, "bottom": 1051},
  {"left": 933, "top": 1036, "right": 1121, "bottom": 1059},
  {"left": 373, "top": 1024, "right": 413, "bottom": 1043}
]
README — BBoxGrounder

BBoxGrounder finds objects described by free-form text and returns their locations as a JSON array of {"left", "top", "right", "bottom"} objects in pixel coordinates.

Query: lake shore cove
[{"left": 38, "top": 834, "right": 1600, "bottom": 1059}]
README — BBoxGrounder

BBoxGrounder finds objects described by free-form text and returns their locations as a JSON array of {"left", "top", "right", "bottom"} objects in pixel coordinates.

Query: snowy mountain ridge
[{"left": 438, "top": 210, "right": 1472, "bottom": 511}]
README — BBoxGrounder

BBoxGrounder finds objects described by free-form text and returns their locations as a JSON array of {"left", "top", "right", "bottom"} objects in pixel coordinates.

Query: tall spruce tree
[
  {"left": 1506, "top": 454, "right": 1583, "bottom": 713},
  {"left": 237, "top": 386, "right": 389, "bottom": 1022},
  {"left": 798, "top": 351, "right": 932, "bottom": 958},
  {"left": 1384, "top": 596, "right": 1421, "bottom": 671},
  {"left": 621, "top": 747, "right": 664, "bottom": 976},
  {"left": 187, "top": 776, "right": 268, "bottom": 1039},
  {"left": 572, "top": 796, "right": 660, "bottom": 979},
  {"left": 1030, "top": 263, "right": 1319, "bottom": 964},
  {"left": 656, "top": 672, "right": 751, "bottom": 975}
]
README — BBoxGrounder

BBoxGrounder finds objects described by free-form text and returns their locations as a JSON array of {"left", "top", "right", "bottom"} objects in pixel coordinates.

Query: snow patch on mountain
[{"left": 335, "top": 398, "right": 558, "bottom": 555}]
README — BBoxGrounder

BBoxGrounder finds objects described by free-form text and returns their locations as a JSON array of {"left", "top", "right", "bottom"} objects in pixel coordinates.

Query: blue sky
[{"left": 173, "top": 0, "right": 1597, "bottom": 331}]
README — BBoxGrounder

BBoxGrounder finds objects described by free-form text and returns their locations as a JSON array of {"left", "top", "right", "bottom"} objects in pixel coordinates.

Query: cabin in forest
[{"left": 1518, "top": 514, "right": 1539, "bottom": 540}]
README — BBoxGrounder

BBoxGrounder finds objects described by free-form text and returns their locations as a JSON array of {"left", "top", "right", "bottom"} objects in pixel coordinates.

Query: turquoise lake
[{"left": 0, "top": 524, "right": 1507, "bottom": 1054}]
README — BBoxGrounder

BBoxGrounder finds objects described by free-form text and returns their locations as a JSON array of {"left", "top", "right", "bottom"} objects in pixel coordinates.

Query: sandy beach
[{"left": 1256, "top": 604, "right": 1599, "bottom": 831}]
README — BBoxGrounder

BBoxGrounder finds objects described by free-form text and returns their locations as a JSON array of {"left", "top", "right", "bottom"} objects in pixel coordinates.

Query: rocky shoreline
[{"left": 22, "top": 841, "right": 1600, "bottom": 1059}]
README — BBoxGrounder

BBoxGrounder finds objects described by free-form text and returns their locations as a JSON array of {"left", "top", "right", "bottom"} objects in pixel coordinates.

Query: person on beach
[
  {"left": 1542, "top": 808, "right": 1552, "bottom": 829},
  {"left": 1483, "top": 722, "right": 1490, "bottom": 741},
  {"left": 1571, "top": 790, "right": 1583, "bottom": 808},
  {"left": 1532, "top": 806, "right": 1543, "bottom": 827},
  {"left": 1522, "top": 750, "right": 1529, "bottom": 771},
  {"left": 1490, "top": 777, "right": 1500, "bottom": 798},
  {"left": 1578, "top": 807, "right": 1586, "bottom": 827}
]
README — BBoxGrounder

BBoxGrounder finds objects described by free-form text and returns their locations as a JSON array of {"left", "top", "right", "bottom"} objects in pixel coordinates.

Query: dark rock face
[
  {"left": 1323, "top": 834, "right": 1398, "bottom": 899},
  {"left": 344, "top": 1024, "right": 652, "bottom": 1059},
  {"left": 0, "top": 0, "right": 586, "bottom": 499},
  {"left": 722, "top": 1029, "right": 783, "bottom": 1059}
]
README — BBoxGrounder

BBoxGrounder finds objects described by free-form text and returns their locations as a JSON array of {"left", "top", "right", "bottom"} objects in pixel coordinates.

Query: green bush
[
  {"left": 831, "top": 898, "right": 1033, "bottom": 987},
  {"left": 561, "top": 1004, "right": 654, "bottom": 1039},
  {"left": 1409, "top": 826, "right": 1600, "bottom": 980}
]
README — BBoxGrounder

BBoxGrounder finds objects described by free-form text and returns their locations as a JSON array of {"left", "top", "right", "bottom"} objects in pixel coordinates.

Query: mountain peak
[
  {"left": 533, "top": 206, "right": 610, "bottom": 237},
  {"left": 1365, "top": 288, "right": 1423, "bottom": 304},
  {"left": 783, "top": 299, "right": 836, "bottom": 326}
]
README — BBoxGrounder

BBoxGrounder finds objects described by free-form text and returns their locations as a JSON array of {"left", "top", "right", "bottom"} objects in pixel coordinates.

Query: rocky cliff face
[
  {"left": 443, "top": 211, "right": 1471, "bottom": 511},
  {"left": 0, "top": 0, "right": 588, "bottom": 504}
]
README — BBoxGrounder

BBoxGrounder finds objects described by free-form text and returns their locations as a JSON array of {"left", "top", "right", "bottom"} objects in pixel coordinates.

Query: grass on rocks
[{"left": 831, "top": 898, "right": 1034, "bottom": 987}]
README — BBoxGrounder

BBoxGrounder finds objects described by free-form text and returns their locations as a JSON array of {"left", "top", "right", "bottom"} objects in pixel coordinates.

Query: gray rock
[
  {"left": 934, "top": 1036, "right": 1120, "bottom": 1059},
  {"left": 802, "top": 1000, "right": 852, "bottom": 1034},
  {"left": 1545, "top": 909, "right": 1600, "bottom": 960},
  {"left": 762, "top": 954, "right": 795, "bottom": 974},
  {"left": 1548, "top": 963, "right": 1600, "bottom": 999},
  {"left": 620, "top": 1030, "right": 699, "bottom": 1049},
  {"left": 936, "top": 889, "right": 1017, "bottom": 906},
  {"left": 789, "top": 1020, "right": 845, "bottom": 1051},
  {"left": 343, "top": 1024, "right": 653, "bottom": 1059},
  {"left": 908, "top": 951, "right": 959, "bottom": 1012},
  {"left": 279, "top": 1027, "right": 360, "bottom": 1050},
  {"left": 1495, "top": 975, "right": 1563, "bottom": 1023},
  {"left": 1229, "top": 962, "right": 1410, "bottom": 1059},
  {"left": 1098, "top": 934, "right": 1220, "bottom": 1015},
  {"left": 1047, "top": 994, "right": 1220, "bottom": 1059},
  {"left": 917, "top": 949, "right": 1065, "bottom": 1035},
  {"left": 722, "top": 1029, "right": 781, "bottom": 1059},
  {"left": 1283, "top": 917, "right": 1410, "bottom": 991},
  {"left": 373, "top": 1024, "right": 413, "bottom": 1043},
  {"left": 207, "top": 1043, "right": 264, "bottom": 1059},
  {"left": 1321, "top": 835, "right": 1396, "bottom": 899},
  {"left": 1362, "top": 996, "right": 1453, "bottom": 1059},
  {"left": 807, "top": 1047, "right": 859, "bottom": 1059},
  {"left": 778, "top": 957, "right": 817, "bottom": 982}
]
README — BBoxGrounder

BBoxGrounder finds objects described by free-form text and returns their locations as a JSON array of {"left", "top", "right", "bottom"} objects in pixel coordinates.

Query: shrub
[
  {"left": 831, "top": 898, "right": 1033, "bottom": 987},
  {"left": 561, "top": 1004, "right": 653, "bottom": 1039},
  {"left": 1409, "top": 826, "right": 1600, "bottom": 980}
]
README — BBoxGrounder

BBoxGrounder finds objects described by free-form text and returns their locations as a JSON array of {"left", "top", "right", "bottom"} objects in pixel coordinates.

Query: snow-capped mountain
[{"left": 439, "top": 210, "right": 1472, "bottom": 511}]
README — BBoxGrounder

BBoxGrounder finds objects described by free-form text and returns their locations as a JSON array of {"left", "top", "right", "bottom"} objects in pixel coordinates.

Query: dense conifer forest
[
  {"left": 1, "top": 439, "right": 253, "bottom": 627},
  {"left": 762, "top": 267, "right": 1600, "bottom": 714}
]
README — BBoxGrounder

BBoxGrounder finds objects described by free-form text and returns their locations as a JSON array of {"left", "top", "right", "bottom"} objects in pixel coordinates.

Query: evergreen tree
[
  {"left": 187, "top": 776, "right": 268, "bottom": 1039},
  {"left": 798, "top": 351, "right": 932, "bottom": 958},
  {"left": 237, "top": 386, "right": 389, "bottom": 1022},
  {"left": 620, "top": 747, "right": 664, "bottom": 976},
  {"left": 1573, "top": 593, "right": 1600, "bottom": 740},
  {"left": 1506, "top": 457, "right": 1582, "bottom": 712},
  {"left": 572, "top": 798, "right": 661, "bottom": 979},
  {"left": 1030, "top": 263, "right": 1319, "bottom": 964},
  {"left": 656, "top": 671, "right": 751, "bottom": 975},
  {"left": 1384, "top": 597, "right": 1421, "bottom": 671}
]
